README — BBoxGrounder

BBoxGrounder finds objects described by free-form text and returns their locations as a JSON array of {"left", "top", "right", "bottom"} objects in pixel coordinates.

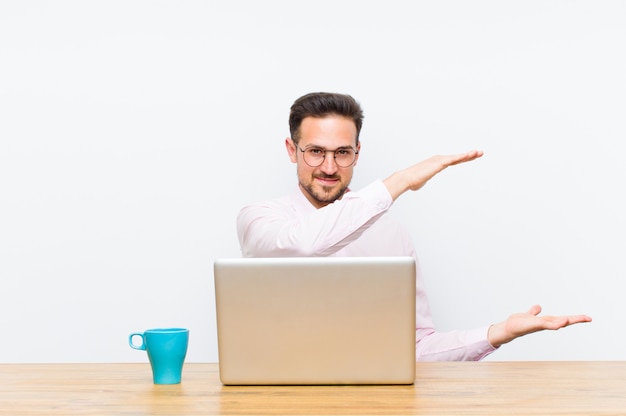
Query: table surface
[{"left": 2, "top": 361, "right": 626, "bottom": 415}]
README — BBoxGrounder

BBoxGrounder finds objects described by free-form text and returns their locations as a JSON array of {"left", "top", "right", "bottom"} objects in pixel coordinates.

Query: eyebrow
[{"left": 302, "top": 145, "right": 355, "bottom": 150}]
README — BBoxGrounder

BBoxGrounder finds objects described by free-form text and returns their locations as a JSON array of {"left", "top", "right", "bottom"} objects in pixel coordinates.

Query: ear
[{"left": 285, "top": 137, "right": 298, "bottom": 163}]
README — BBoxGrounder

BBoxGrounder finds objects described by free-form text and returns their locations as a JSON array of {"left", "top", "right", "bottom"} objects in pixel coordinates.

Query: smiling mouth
[{"left": 315, "top": 175, "right": 340, "bottom": 185}]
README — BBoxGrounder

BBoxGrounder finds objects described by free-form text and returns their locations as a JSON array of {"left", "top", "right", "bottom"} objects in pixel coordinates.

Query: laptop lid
[{"left": 213, "top": 256, "right": 416, "bottom": 385}]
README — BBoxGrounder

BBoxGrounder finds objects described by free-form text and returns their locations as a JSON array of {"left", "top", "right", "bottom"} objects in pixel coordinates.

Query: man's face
[{"left": 286, "top": 115, "right": 360, "bottom": 208}]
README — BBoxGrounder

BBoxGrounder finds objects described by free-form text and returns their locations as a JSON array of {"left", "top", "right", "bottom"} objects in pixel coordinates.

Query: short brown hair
[{"left": 289, "top": 92, "right": 364, "bottom": 144}]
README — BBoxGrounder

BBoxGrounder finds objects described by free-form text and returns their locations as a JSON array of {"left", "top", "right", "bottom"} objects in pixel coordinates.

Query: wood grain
[{"left": 1, "top": 362, "right": 625, "bottom": 415}]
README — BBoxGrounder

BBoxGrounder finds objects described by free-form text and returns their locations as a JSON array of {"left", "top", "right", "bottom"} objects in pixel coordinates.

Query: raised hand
[{"left": 383, "top": 150, "right": 484, "bottom": 200}]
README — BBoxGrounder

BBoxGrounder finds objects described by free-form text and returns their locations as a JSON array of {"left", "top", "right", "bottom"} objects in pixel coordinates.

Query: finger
[
  {"left": 465, "top": 149, "right": 484, "bottom": 159},
  {"left": 545, "top": 315, "right": 592, "bottom": 330},
  {"left": 568, "top": 315, "right": 593, "bottom": 324},
  {"left": 448, "top": 150, "right": 484, "bottom": 166},
  {"left": 527, "top": 304, "right": 542, "bottom": 316}
]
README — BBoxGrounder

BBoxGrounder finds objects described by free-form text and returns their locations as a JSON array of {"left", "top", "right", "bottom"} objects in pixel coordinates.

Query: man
[{"left": 237, "top": 92, "right": 591, "bottom": 361}]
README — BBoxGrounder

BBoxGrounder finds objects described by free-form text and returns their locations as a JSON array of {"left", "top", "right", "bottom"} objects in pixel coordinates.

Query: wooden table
[{"left": 1, "top": 362, "right": 625, "bottom": 415}]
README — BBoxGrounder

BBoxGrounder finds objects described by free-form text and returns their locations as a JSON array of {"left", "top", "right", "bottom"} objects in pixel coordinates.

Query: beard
[{"left": 299, "top": 175, "right": 349, "bottom": 206}]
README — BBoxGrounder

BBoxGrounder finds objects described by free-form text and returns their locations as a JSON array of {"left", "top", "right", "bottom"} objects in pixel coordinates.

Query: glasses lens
[
  {"left": 303, "top": 148, "right": 324, "bottom": 166},
  {"left": 334, "top": 149, "right": 356, "bottom": 167}
]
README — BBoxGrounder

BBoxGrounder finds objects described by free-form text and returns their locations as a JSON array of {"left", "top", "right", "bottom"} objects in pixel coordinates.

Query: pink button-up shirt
[{"left": 237, "top": 180, "right": 496, "bottom": 361}]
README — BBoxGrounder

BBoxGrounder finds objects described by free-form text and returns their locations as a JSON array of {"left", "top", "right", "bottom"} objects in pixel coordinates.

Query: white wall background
[{"left": 1, "top": 1, "right": 624, "bottom": 363}]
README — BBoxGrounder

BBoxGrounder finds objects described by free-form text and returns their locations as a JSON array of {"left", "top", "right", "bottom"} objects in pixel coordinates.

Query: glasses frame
[{"left": 296, "top": 145, "right": 359, "bottom": 168}]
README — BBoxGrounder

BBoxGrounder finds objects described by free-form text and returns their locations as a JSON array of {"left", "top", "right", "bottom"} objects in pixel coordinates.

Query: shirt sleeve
[
  {"left": 415, "top": 326, "right": 498, "bottom": 361},
  {"left": 237, "top": 180, "right": 393, "bottom": 257}
]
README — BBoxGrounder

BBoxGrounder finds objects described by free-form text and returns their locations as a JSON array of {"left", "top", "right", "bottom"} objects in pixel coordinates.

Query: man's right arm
[
  {"left": 238, "top": 150, "right": 483, "bottom": 257},
  {"left": 237, "top": 181, "right": 393, "bottom": 257}
]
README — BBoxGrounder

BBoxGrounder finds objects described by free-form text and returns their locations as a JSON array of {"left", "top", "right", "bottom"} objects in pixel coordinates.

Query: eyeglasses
[{"left": 297, "top": 145, "right": 358, "bottom": 168}]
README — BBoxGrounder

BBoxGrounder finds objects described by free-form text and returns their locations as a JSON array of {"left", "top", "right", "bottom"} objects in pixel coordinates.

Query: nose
[{"left": 319, "top": 151, "right": 339, "bottom": 174}]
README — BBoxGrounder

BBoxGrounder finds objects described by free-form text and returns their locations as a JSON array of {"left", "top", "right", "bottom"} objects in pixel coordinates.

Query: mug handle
[{"left": 129, "top": 333, "right": 147, "bottom": 350}]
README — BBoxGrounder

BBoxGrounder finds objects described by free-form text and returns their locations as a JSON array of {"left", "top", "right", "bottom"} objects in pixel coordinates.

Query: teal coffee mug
[{"left": 129, "top": 328, "right": 189, "bottom": 384}]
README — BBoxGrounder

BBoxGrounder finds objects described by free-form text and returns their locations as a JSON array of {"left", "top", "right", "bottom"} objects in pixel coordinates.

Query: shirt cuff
[{"left": 470, "top": 326, "right": 499, "bottom": 360}]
